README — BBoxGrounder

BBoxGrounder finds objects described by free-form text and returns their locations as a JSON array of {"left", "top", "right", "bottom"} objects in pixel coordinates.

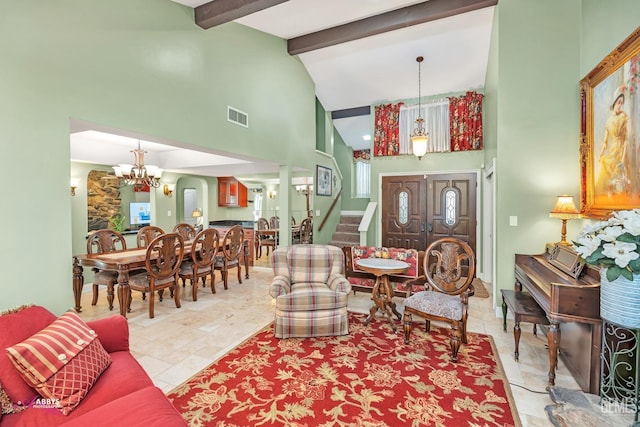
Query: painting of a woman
[{"left": 595, "top": 87, "right": 630, "bottom": 197}]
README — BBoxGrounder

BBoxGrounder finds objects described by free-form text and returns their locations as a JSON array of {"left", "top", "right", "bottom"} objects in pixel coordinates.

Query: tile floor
[{"left": 77, "top": 262, "right": 584, "bottom": 427}]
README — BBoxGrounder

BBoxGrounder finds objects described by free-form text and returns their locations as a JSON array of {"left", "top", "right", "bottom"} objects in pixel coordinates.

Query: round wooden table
[{"left": 355, "top": 258, "right": 409, "bottom": 331}]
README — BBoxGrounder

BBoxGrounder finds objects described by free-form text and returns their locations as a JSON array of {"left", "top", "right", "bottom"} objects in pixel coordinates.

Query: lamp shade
[
  {"left": 549, "top": 195, "right": 580, "bottom": 220},
  {"left": 191, "top": 208, "right": 202, "bottom": 218},
  {"left": 411, "top": 134, "right": 428, "bottom": 158}
]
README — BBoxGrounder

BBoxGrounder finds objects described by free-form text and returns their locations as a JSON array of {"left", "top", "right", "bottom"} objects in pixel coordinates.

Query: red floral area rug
[{"left": 167, "top": 312, "right": 520, "bottom": 426}]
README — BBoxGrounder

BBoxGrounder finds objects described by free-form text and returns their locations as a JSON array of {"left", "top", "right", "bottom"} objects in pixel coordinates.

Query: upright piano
[{"left": 514, "top": 243, "right": 601, "bottom": 394}]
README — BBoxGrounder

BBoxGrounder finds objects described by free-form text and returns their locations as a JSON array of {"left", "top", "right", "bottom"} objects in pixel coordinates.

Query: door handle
[
  {"left": 428, "top": 223, "right": 433, "bottom": 232},
  {"left": 421, "top": 222, "right": 425, "bottom": 232}
]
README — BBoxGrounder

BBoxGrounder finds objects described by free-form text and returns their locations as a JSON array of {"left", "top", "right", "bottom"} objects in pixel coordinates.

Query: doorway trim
[{"left": 376, "top": 168, "right": 483, "bottom": 277}]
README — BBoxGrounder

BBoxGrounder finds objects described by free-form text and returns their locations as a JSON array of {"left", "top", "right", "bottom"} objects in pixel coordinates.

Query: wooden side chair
[
  {"left": 299, "top": 217, "right": 313, "bottom": 244},
  {"left": 178, "top": 228, "right": 220, "bottom": 300},
  {"left": 269, "top": 216, "right": 279, "bottom": 229},
  {"left": 137, "top": 225, "right": 165, "bottom": 248},
  {"left": 128, "top": 233, "right": 184, "bottom": 318},
  {"left": 403, "top": 237, "right": 476, "bottom": 362},
  {"left": 172, "top": 223, "right": 196, "bottom": 242},
  {"left": 256, "top": 217, "right": 276, "bottom": 259},
  {"left": 86, "top": 229, "right": 127, "bottom": 310},
  {"left": 214, "top": 225, "right": 244, "bottom": 290}
]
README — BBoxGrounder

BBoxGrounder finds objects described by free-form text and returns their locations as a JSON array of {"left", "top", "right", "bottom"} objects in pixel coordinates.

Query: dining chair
[
  {"left": 256, "top": 217, "right": 276, "bottom": 259},
  {"left": 269, "top": 216, "right": 279, "bottom": 229},
  {"left": 299, "top": 217, "right": 313, "bottom": 244},
  {"left": 137, "top": 225, "right": 165, "bottom": 248},
  {"left": 128, "top": 233, "right": 185, "bottom": 319},
  {"left": 178, "top": 228, "right": 220, "bottom": 301},
  {"left": 172, "top": 223, "right": 196, "bottom": 242},
  {"left": 402, "top": 237, "right": 476, "bottom": 362},
  {"left": 86, "top": 229, "right": 127, "bottom": 310},
  {"left": 214, "top": 225, "right": 244, "bottom": 290}
]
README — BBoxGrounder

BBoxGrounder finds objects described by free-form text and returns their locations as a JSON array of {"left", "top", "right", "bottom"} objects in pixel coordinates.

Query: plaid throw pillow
[{"left": 5, "top": 311, "right": 112, "bottom": 415}]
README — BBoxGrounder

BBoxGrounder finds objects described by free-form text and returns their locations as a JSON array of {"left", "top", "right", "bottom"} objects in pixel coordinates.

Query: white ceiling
[{"left": 70, "top": 0, "right": 494, "bottom": 177}]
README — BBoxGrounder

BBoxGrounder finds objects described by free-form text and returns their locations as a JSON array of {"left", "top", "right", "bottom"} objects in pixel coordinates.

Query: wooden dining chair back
[
  {"left": 291, "top": 216, "right": 296, "bottom": 226},
  {"left": 136, "top": 225, "right": 165, "bottom": 248},
  {"left": 172, "top": 223, "right": 196, "bottom": 242},
  {"left": 256, "top": 217, "right": 276, "bottom": 259},
  {"left": 269, "top": 216, "right": 279, "bottom": 229},
  {"left": 299, "top": 217, "right": 313, "bottom": 244},
  {"left": 178, "top": 228, "right": 220, "bottom": 300},
  {"left": 214, "top": 225, "right": 244, "bottom": 290},
  {"left": 402, "top": 237, "right": 476, "bottom": 362},
  {"left": 128, "top": 233, "right": 184, "bottom": 318},
  {"left": 86, "top": 229, "right": 127, "bottom": 310}
]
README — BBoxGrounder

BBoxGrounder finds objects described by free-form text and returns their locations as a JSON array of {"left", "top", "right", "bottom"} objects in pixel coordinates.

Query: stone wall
[{"left": 87, "top": 170, "right": 121, "bottom": 231}]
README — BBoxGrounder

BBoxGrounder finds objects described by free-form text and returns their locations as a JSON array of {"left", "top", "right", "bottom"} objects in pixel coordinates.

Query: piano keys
[{"left": 514, "top": 244, "right": 601, "bottom": 394}]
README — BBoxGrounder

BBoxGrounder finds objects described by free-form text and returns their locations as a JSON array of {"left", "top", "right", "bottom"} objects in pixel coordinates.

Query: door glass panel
[
  {"left": 445, "top": 190, "right": 456, "bottom": 225},
  {"left": 399, "top": 191, "right": 408, "bottom": 224}
]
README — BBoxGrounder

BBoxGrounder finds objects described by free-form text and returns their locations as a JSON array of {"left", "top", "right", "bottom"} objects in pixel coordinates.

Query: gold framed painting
[{"left": 580, "top": 26, "right": 640, "bottom": 219}]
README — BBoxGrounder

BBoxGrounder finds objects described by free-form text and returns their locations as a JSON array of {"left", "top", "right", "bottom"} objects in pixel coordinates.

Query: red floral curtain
[
  {"left": 448, "top": 91, "right": 484, "bottom": 151},
  {"left": 353, "top": 149, "right": 371, "bottom": 162},
  {"left": 373, "top": 103, "right": 403, "bottom": 156}
]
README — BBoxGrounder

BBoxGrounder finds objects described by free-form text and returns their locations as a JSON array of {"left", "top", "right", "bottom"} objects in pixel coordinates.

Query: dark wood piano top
[{"left": 515, "top": 253, "right": 600, "bottom": 324}]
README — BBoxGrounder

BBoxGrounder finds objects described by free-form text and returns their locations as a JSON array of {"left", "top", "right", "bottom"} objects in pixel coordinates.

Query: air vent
[{"left": 227, "top": 106, "right": 248, "bottom": 128}]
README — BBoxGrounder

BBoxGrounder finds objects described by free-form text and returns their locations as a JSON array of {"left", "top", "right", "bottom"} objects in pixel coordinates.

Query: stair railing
[{"left": 318, "top": 188, "right": 342, "bottom": 232}]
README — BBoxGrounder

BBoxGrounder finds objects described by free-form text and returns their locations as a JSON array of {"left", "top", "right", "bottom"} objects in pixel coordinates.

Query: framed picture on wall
[
  {"left": 579, "top": 27, "right": 640, "bottom": 218},
  {"left": 316, "top": 165, "right": 332, "bottom": 197}
]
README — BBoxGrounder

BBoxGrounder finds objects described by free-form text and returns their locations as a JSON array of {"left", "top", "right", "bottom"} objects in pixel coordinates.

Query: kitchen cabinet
[{"left": 218, "top": 177, "right": 248, "bottom": 207}]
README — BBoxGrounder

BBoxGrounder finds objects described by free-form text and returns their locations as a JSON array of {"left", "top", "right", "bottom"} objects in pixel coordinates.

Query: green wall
[
  {"left": 492, "top": 0, "right": 640, "bottom": 305},
  {"left": 1, "top": 0, "right": 317, "bottom": 313}
]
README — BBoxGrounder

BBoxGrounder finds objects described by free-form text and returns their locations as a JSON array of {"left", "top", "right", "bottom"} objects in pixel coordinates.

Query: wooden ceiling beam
[
  {"left": 288, "top": 0, "right": 498, "bottom": 55},
  {"left": 195, "top": 0, "right": 289, "bottom": 30}
]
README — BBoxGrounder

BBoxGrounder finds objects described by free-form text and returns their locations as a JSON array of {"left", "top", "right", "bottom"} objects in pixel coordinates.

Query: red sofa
[{"left": 0, "top": 305, "right": 186, "bottom": 426}]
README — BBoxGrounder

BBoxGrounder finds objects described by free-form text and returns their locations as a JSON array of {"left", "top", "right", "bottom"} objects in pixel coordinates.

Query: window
[
  {"left": 355, "top": 161, "right": 370, "bottom": 198},
  {"left": 445, "top": 190, "right": 457, "bottom": 225},
  {"left": 399, "top": 191, "right": 408, "bottom": 224}
]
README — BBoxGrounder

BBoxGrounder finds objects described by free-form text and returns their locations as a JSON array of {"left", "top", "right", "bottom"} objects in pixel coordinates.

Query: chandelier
[
  {"left": 112, "top": 141, "right": 162, "bottom": 189},
  {"left": 410, "top": 56, "right": 429, "bottom": 160}
]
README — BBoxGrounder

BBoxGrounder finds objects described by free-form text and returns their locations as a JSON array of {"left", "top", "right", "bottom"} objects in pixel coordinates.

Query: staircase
[{"left": 328, "top": 215, "right": 362, "bottom": 248}]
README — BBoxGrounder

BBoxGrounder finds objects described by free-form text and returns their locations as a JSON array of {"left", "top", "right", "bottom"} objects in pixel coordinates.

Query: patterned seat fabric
[
  {"left": 269, "top": 245, "right": 351, "bottom": 338},
  {"left": 345, "top": 246, "right": 424, "bottom": 295}
]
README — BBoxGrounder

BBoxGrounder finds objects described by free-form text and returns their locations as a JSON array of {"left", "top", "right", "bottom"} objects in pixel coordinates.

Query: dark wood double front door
[{"left": 381, "top": 173, "right": 477, "bottom": 253}]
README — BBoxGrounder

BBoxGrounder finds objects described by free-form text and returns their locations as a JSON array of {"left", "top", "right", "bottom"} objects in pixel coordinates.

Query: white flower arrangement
[{"left": 573, "top": 209, "right": 640, "bottom": 281}]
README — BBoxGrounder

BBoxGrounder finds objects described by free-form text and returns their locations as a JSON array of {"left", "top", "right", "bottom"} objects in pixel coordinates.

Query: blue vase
[{"left": 600, "top": 269, "right": 640, "bottom": 329}]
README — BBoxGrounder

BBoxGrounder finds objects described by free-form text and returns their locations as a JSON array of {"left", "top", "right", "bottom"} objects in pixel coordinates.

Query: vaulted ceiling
[{"left": 71, "top": 0, "right": 495, "bottom": 177}]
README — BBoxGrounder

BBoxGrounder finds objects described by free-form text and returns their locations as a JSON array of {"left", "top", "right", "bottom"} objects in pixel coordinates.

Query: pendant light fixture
[
  {"left": 113, "top": 140, "right": 163, "bottom": 190},
  {"left": 411, "top": 56, "right": 429, "bottom": 159}
]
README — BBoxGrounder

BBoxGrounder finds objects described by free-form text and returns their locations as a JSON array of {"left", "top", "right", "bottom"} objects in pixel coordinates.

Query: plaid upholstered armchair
[{"left": 269, "top": 245, "right": 351, "bottom": 338}]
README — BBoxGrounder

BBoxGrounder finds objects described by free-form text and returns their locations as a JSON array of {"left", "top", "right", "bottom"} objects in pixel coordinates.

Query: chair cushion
[
  {"left": 288, "top": 246, "right": 332, "bottom": 284},
  {"left": 5, "top": 311, "right": 112, "bottom": 415},
  {"left": 404, "top": 291, "right": 464, "bottom": 320},
  {"left": 92, "top": 270, "right": 118, "bottom": 286},
  {"left": 275, "top": 283, "right": 349, "bottom": 312}
]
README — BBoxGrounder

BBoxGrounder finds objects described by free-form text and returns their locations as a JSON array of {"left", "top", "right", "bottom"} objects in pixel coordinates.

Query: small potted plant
[{"left": 108, "top": 213, "right": 127, "bottom": 232}]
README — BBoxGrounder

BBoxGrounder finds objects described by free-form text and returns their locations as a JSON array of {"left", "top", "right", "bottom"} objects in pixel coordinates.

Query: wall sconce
[
  {"left": 268, "top": 191, "right": 277, "bottom": 199},
  {"left": 163, "top": 184, "right": 175, "bottom": 198},
  {"left": 70, "top": 177, "right": 80, "bottom": 196},
  {"left": 549, "top": 195, "right": 581, "bottom": 245}
]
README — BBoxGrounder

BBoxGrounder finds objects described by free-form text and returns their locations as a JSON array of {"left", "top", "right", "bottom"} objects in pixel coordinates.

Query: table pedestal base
[{"left": 364, "top": 275, "right": 401, "bottom": 331}]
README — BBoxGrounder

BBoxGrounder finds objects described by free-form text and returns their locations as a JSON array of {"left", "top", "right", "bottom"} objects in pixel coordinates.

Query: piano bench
[{"left": 500, "top": 289, "right": 550, "bottom": 362}]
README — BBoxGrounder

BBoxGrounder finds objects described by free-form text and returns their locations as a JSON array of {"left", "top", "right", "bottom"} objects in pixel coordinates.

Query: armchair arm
[
  {"left": 328, "top": 274, "right": 351, "bottom": 293},
  {"left": 269, "top": 275, "right": 291, "bottom": 298},
  {"left": 87, "top": 315, "right": 129, "bottom": 353},
  {"left": 403, "top": 275, "right": 427, "bottom": 298}
]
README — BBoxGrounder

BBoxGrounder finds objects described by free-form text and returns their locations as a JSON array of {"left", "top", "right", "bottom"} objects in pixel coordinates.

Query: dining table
[{"left": 73, "top": 237, "right": 250, "bottom": 317}]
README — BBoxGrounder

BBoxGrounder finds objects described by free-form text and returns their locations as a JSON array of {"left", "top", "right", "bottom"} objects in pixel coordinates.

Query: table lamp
[
  {"left": 549, "top": 195, "right": 581, "bottom": 245},
  {"left": 191, "top": 208, "right": 203, "bottom": 231}
]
